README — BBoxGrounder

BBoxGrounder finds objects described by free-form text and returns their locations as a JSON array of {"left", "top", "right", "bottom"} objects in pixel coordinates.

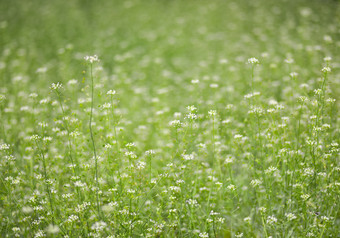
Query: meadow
[{"left": 1, "top": 0, "right": 340, "bottom": 237}]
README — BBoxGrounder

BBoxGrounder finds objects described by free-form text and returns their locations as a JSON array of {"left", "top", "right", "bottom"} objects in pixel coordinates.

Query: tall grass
[{"left": 0, "top": 0, "right": 339, "bottom": 237}]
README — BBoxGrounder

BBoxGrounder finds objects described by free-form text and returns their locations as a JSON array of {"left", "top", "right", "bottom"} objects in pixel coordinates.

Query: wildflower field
[{"left": 1, "top": 0, "right": 340, "bottom": 237}]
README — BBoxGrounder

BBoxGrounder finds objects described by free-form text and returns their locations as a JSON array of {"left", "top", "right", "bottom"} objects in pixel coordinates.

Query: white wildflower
[
  {"left": 107, "top": 90, "right": 116, "bottom": 95},
  {"left": 84, "top": 55, "right": 99, "bottom": 63},
  {"left": 285, "top": 213, "right": 297, "bottom": 221},
  {"left": 266, "top": 215, "right": 277, "bottom": 225},
  {"left": 321, "top": 66, "right": 331, "bottom": 73},
  {"left": 50, "top": 82, "right": 63, "bottom": 90},
  {"left": 248, "top": 57, "right": 259, "bottom": 64}
]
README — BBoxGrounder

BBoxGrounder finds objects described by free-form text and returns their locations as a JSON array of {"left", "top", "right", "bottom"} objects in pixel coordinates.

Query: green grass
[{"left": 1, "top": 0, "right": 340, "bottom": 237}]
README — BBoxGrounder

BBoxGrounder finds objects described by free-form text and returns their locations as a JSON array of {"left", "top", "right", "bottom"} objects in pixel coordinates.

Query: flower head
[
  {"left": 321, "top": 66, "right": 331, "bottom": 73},
  {"left": 84, "top": 55, "right": 100, "bottom": 63},
  {"left": 107, "top": 90, "right": 116, "bottom": 95},
  {"left": 50, "top": 82, "right": 63, "bottom": 90},
  {"left": 248, "top": 57, "right": 259, "bottom": 64}
]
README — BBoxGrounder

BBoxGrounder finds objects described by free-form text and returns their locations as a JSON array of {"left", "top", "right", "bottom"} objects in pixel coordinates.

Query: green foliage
[{"left": 0, "top": 0, "right": 339, "bottom": 237}]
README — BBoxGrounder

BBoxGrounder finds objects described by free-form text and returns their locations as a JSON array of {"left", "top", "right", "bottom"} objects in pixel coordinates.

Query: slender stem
[
  {"left": 319, "top": 72, "right": 328, "bottom": 124},
  {"left": 55, "top": 92, "right": 82, "bottom": 203},
  {"left": 251, "top": 65, "right": 255, "bottom": 106},
  {"left": 149, "top": 155, "right": 152, "bottom": 183},
  {"left": 110, "top": 95, "right": 120, "bottom": 153},
  {"left": 36, "top": 141, "right": 55, "bottom": 224},
  {"left": 260, "top": 214, "right": 268, "bottom": 238},
  {"left": 89, "top": 63, "right": 101, "bottom": 218}
]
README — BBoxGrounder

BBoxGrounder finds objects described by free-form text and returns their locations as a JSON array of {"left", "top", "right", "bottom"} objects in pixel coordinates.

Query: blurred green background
[{"left": 1, "top": 0, "right": 339, "bottom": 121}]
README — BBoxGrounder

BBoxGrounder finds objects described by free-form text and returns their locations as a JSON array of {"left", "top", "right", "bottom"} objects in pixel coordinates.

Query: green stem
[
  {"left": 36, "top": 141, "right": 55, "bottom": 224},
  {"left": 89, "top": 63, "right": 101, "bottom": 218}
]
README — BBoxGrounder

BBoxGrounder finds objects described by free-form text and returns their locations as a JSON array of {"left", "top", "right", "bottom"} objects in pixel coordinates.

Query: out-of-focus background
[{"left": 1, "top": 0, "right": 339, "bottom": 237}]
